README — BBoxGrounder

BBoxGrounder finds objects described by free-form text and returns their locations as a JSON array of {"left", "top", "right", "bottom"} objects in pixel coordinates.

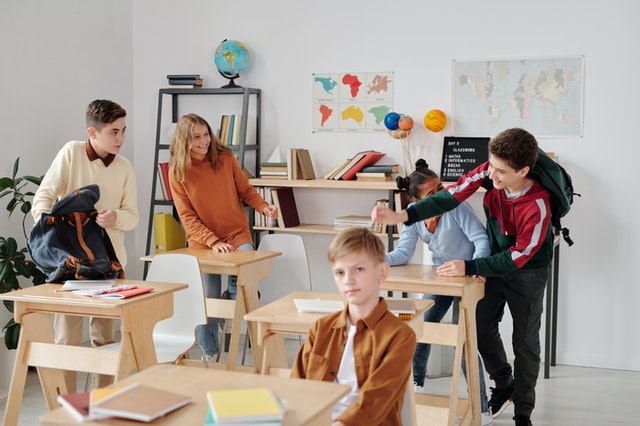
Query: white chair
[
  {"left": 100, "top": 254, "right": 208, "bottom": 375},
  {"left": 256, "top": 234, "right": 312, "bottom": 305},
  {"left": 145, "top": 253, "right": 208, "bottom": 365}
]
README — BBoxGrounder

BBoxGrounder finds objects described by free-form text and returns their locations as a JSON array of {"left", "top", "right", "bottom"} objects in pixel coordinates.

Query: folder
[{"left": 153, "top": 213, "right": 186, "bottom": 252}]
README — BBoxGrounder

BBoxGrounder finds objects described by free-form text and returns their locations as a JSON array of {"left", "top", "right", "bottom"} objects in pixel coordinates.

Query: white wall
[{"left": 1, "top": 0, "right": 639, "bottom": 372}]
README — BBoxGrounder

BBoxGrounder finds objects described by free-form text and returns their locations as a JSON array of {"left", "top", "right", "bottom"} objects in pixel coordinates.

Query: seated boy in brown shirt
[{"left": 291, "top": 227, "right": 416, "bottom": 426}]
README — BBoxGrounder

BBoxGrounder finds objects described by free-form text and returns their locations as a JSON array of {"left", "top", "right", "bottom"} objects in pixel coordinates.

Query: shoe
[
  {"left": 204, "top": 353, "right": 217, "bottom": 362},
  {"left": 482, "top": 411, "right": 495, "bottom": 425},
  {"left": 513, "top": 415, "right": 532, "bottom": 426},
  {"left": 413, "top": 383, "right": 426, "bottom": 393},
  {"left": 489, "top": 381, "right": 514, "bottom": 418}
]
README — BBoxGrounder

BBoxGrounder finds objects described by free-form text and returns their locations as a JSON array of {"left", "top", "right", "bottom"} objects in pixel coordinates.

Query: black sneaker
[
  {"left": 489, "top": 381, "right": 514, "bottom": 418},
  {"left": 513, "top": 415, "right": 532, "bottom": 426}
]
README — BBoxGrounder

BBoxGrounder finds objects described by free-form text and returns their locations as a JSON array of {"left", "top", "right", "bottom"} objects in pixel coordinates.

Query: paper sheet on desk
[{"left": 294, "top": 298, "right": 344, "bottom": 313}]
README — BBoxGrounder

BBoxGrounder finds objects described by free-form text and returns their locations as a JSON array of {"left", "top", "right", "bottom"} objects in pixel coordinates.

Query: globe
[{"left": 214, "top": 39, "right": 250, "bottom": 88}]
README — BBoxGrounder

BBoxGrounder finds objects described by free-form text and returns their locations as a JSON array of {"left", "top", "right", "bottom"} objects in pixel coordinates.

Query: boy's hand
[
  {"left": 96, "top": 209, "right": 117, "bottom": 228},
  {"left": 371, "top": 205, "right": 407, "bottom": 225},
  {"left": 436, "top": 260, "right": 465, "bottom": 277}
]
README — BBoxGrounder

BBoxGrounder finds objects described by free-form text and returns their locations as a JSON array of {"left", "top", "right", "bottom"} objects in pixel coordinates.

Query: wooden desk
[
  {"left": 382, "top": 264, "right": 484, "bottom": 426},
  {"left": 141, "top": 248, "right": 281, "bottom": 373},
  {"left": 40, "top": 363, "right": 350, "bottom": 426},
  {"left": 244, "top": 290, "right": 433, "bottom": 374},
  {"left": 0, "top": 281, "right": 186, "bottom": 426}
]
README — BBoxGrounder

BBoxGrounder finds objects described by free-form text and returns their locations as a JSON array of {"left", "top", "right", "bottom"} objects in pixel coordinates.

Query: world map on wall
[
  {"left": 453, "top": 57, "right": 584, "bottom": 137},
  {"left": 313, "top": 72, "right": 394, "bottom": 133}
]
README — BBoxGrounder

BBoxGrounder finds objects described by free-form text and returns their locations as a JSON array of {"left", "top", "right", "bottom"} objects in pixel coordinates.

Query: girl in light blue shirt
[{"left": 385, "top": 159, "right": 494, "bottom": 424}]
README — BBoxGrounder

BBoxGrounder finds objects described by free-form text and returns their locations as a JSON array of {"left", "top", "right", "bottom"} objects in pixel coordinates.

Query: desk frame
[
  {"left": 381, "top": 265, "right": 484, "bottom": 426},
  {"left": 141, "top": 248, "right": 281, "bottom": 373},
  {"left": 0, "top": 281, "right": 185, "bottom": 426}
]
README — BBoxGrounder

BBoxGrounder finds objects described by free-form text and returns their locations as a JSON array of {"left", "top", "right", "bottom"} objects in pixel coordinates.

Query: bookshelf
[
  {"left": 249, "top": 178, "right": 401, "bottom": 248},
  {"left": 145, "top": 87, "right": 261, "bottom": 264}
]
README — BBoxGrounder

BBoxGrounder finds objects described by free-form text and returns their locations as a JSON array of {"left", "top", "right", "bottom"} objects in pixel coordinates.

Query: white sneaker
[
  {"left": 482, "top": 411, "right": 495, "bottom": 426},
  {"left": 413, "top": 383, "right": 426, "bottom": 393}
]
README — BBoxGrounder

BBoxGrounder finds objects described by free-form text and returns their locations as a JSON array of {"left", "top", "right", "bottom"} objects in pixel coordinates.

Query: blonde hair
[
  {"left": 169, "top": 113, "right": 232, "bottom": 182},
  {"left": 327, "top": 227, "right": 385, "bottom": 266}
]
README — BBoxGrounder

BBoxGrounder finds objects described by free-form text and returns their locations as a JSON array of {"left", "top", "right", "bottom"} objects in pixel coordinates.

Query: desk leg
[
  {"left": 3, "top": 312, "right": 67, "bottom": 426},
  {"left": 236, "top": 262, "right": 287, "bottom": 372},
  {"left": 460, "top": 286, "right": 483, "bottom": 426}
]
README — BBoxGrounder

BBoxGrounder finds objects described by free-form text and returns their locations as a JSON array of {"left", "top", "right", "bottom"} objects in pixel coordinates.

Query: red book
[
  {"left": 338, "top": 150, "right": 386, "bottom": 181},
  {"left": 57, "top": 392, "right": 112, "bottom": 422},
  {"left": 158, "top": 162, "right": 173, "bottom": 200},
  {"left": 92, "top": 286, "right": 154, "bottom": 299}
]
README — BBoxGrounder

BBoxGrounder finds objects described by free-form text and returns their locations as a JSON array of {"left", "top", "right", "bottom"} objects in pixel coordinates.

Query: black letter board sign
[{"left": 440, "top": 136, "right": 490, "bottom": 181}]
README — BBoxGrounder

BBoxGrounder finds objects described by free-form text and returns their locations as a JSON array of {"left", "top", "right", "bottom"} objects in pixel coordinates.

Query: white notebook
[{"left": 293, "top": 298, "right": 344, "bottom": 313}]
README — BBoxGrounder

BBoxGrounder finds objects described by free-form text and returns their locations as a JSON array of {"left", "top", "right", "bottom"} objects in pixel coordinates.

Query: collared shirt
[
  {"left": 291, "top": 298, "right": 416, "bottom": 426},
  {"left": 85, "top": 139, "right": 116, "bottom": 167}
]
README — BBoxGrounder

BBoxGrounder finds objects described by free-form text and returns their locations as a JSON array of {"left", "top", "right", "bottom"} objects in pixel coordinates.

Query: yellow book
[
  {"left": 206, "top": 387, "right": 285, "bottom": 423},
  {"left": 153, "top": 213, "right": 186, "bottom": 252}
]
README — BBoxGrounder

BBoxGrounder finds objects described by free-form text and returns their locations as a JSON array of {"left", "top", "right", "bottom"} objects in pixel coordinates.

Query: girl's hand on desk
[
  {"left": 262, "top": 204, "right": 278, "bottom": 218},
  {"left": 436, "top": 260, "right": 465, "bottom": 277},
  {"left": 212, "top": 241, "right": 234, "bottom": 253}
]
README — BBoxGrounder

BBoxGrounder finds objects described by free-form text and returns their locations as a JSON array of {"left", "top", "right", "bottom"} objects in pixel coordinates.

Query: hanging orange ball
[
  {"left": 398, "top": 115, "right": 414, "bottom": 131},
  {"left": 424, "top": 109, "right": 447, "bottom": 132}
]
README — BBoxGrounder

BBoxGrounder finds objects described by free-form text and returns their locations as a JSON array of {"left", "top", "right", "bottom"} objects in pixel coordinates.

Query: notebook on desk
[{"left": 293, "top": 298, "right": 344, "bottom": 313}]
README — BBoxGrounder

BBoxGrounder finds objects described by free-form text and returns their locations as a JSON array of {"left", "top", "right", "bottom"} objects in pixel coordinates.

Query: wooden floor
[{"left": 1, "top": 336, "right": 638, "bottom": 426}]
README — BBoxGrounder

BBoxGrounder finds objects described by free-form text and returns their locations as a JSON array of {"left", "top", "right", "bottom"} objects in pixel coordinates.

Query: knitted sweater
[
  {"left": 169, "top": 152, "right": 268, "bottom": 249},
  {"left": 31, "top": 141, "right": 138, "bottom": 268}
]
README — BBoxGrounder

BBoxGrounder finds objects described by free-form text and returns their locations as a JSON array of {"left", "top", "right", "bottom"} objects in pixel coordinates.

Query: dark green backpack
[{"left": 529, "top": 149, "right": 580, "bottom": 246}]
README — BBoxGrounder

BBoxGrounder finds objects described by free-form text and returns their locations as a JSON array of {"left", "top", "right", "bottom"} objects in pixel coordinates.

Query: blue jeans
[
  {"left": 196, "top": 243, "right": 253, "bottom": 356},
  {"left": 413, "top": 294, "right": 490, "bottom": 413}
]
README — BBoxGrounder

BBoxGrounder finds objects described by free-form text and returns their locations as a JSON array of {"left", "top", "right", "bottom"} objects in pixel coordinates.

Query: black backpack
[
  {"left": 529, "top": 149, "right": 580, "bottom": 246},
  {"left": 27, "top": 184, "right": 123, "bottom": 282}
]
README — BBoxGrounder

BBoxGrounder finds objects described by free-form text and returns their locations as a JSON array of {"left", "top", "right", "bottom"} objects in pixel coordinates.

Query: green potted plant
[{"left": 0, "top": 158, "right": 47, "bottom": 349}]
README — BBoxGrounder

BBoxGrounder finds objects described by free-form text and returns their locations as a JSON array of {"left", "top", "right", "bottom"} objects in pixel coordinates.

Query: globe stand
[{"left": 219, "top": 71, "right": 242, "bottom": 89}]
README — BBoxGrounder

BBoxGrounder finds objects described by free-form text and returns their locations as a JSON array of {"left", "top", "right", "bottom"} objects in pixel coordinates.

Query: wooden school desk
[
  {"left": 141, "top": 248, "right": 281, "bottom": 373},
  {"left": 0, "top": 280, "right": 186, "bottom": 426},
  {"left": 382, "top": 264, "right": 485, "bottom": 426},
  {"left": 40, "top": 363, "right": 350, "bottom": 426},
  {"left": 244, "top": 290, "right": 433, "bottom": 374}
]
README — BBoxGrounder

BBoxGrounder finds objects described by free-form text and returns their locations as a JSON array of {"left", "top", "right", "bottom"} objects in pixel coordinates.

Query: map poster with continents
[
  {"left": 453, "top": 56, "right": 584, "bottom": 137},
  {"left": 313, "top": 72, "right": 394, "bottom": 133}
]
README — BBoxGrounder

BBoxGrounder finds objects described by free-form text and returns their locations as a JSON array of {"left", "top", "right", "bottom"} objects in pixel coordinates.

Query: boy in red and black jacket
[{"left": 372, "top": 128, "right": 551, "bottom": 426}]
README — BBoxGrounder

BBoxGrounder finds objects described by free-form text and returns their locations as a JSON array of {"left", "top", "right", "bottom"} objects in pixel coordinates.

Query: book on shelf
[
  {"left": 337, "top": 150, "right": 386, "bottom": 181},
  {"left": 361, "top": 164, "right": 399, "bottom": 173},
  {"left": 295, "top": 148, "right": 316, "bottom": 179},
  {"left": 286, "top": 148, "right": 300, "bottom": 179},
  {"left": 373, "top": 199, "right": 388, "bottom": 234},
  {"left": 206, "top": 387, "right": 285, "bottom": 424},
  {"left": 168, "top": 84, "right": 203, "bottom": 89},
  {"left": 57, "top": 391, "right": 112, "bottom": 422},
  {"left": 157, "top": 162, "right": 173, "bottom": 200},
  {"left": 333, "top": 215, "right": 374, "bottom": 230},
  {"left": 166, "top": 74, "right": 201, "bottom": 79},
  {"left": 385, "top": 298, "right": 416, "bottom": 320},
  {"left": 355, "top": 172, "right": 393, "bottom": 182},
  {"left": 270, "top": 187, "right": 300, "bottom": 228},
  {"left": 168, "top": 77, "right": 203, "bottom": 85},
  {"left": 154, "top": 213, "right": 186, "bottom": 252},
  {"left": 227, "top": 114, "right": 236, "bottom": 146},
  {"left": 92, "top": 383, "right": 191, "bottom": 422},
  {"left": 323, "top": 158, "right": 350, "bottom": 180},
  {"left": 231, "top": 115, "right": 242, "bottom": 146},
  {"left": 294, "top": 298, "right": 345, "bottom": 313},
  {"left": 255, "top": 187, "right": 278, "bottom": 228},
  {"left": 330, "top": 151, "right": 368, "bottom": 180},
  {"left": 260, "top": 162, "right": 288, "bottom": 175}
]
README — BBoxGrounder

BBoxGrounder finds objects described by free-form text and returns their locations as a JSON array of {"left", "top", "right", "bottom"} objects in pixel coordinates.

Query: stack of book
[
  {"left": 167, "top": 74, "right": 203, "bottom": 88},
  {"left": 57, "top": 384, "right": 191, "bottom": 423},
  {"left": 333, "top": 215, "right": 374, "bottom": 230},
  {"left": 324, "top": 150, "right": 386, "bottom": 180},
  {"left": 356, "top": 164, "right": 399, "bottom": 182},
  {"left": 254, "top": 186, "right": 278, "bottom": 227},
  {"left": 205, "top": 387, "right": 285, "bottom": 425},
  {"left": 259, "top": 162, "right": 288, "bottom": 179}
]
